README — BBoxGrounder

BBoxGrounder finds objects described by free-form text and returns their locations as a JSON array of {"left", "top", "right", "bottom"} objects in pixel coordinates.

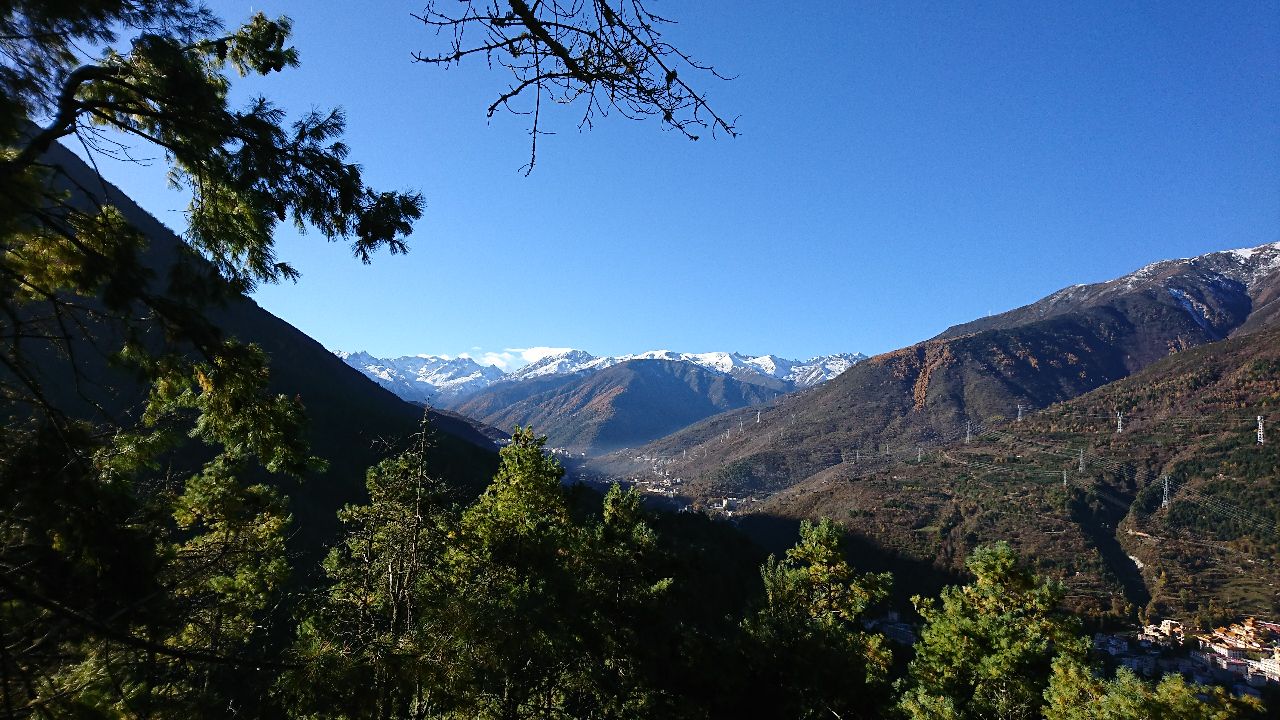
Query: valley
[
  {"left": 4, "top": 3, "right": 1276, "bottom": 715},
  {"left": 463, "top": 243, "right": 1280, "bottom": 620}
]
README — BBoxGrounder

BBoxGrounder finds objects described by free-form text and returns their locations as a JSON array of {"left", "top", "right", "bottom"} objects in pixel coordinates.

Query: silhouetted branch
[{"left": 412, "top": 0, "right": 737, "bottom": 173}]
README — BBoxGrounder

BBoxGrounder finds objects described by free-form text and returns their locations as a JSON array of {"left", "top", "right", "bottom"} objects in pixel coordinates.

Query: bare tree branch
[{"left": 412, "top": 0, "right": 737, "bottom": 172}]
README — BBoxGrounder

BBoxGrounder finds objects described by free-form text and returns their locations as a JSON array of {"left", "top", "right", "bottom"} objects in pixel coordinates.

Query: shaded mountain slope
[
  {"left": 452, "top": 372, "right": 582, "bottom": 420},
  {"left": 461, "top": 359, "right": 780, "bottom": 454},
  {"left": 11, "top": 142, "right": 499, "bottom": 559}
]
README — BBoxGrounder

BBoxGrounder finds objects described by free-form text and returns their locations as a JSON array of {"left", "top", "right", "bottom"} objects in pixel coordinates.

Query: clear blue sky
[{"left": 85, "top": 1, "right": 1279, "bottom": 363}]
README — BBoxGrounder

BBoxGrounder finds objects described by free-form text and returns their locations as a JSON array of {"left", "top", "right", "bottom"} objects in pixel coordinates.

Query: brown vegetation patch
[{"left": 913, "top": 342, "right": 955, "bottom": 411}]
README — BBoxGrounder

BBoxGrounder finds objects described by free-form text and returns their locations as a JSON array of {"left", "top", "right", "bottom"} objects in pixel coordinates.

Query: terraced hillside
[{"left": 604, "top": 327, "right": 1280, "bottom": 621}]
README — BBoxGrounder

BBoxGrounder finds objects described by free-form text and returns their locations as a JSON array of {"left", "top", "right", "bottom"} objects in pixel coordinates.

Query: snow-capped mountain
[
  {"left": 506, "top": 349, "right": 614, "bottom": 380},
  {"left": 937, "top": 241, "right": 1280, "bottom": 342},
  {"left": 335, "top": 351, "right": 506, "bottom": 405},
  {"left": 786, "top": 354, "right": 865, "bottom": 387},
  {"left": 605, "top": 350, "right": 870, "bottom": 391},
  {"left": 336, "top": 347, "right": 867, "bottom": 408}
]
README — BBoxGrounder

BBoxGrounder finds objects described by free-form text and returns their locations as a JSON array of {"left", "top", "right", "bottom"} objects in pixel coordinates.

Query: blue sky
[{"left": 83, "top": 1, "right": 1279, "bottom": 365}]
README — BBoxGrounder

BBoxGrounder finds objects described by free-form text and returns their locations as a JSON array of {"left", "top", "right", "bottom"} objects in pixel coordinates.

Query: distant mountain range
[{"left": 335, "top": 348, "right": 867, "bottom": 407}]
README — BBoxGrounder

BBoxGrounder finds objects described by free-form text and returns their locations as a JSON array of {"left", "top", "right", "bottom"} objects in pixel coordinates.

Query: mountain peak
[
  {"left": 336, "top": 346, "right": 866, "bottom": 409},
  {"left": 505, "top": 349, "right": 608, "bottom": 381},
  {"left": 937, "top": 242, "right": 1280, "bottom": 341}
]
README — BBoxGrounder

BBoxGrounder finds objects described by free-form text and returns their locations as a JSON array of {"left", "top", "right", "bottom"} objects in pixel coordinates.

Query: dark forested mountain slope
[{"left": 15, "top": 142, "right": 499, "bottom": 556}]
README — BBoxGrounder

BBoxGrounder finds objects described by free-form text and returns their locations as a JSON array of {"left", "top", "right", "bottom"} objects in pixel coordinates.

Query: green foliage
[
  {"left": 436, "top": 428, "right": 673, "bottom": 718},
  {"left": 286, "top": 427, "right": 683, "bottom": 719},
  {"left": 0, "top": 420, "right": 294, "bottom": 718},
  {"left": 281, "top": 419, "right": 456, "bottom": 719},
  {"left": 0, "top": 1, "right": 419, "bottom": 715},
  {"left": 1044, "top": 656, "right": 1259, "bottom": 720},
  {"left": 3, "top": 426, "right": 154, "bottom": 718},
  {"left": 168, "top": 457, "right": 291, "bottom": 650},
  {"left": 134, "top": 340, "right": 321, "bottom": 476},
  {"left": 899, "top": 542, "right": 1084, "bottom": 720},
  {"left": 743, "top": 518, "right": 894, "bottom": 718}
]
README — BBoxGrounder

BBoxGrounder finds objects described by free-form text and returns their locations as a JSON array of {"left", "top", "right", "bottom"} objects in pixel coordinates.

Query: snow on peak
[
  {"left": 507, "top": 349, "right": 607, "bottom": 380},
  {"left": 685, "top": 351, "right": 743, "bottom": 374},
  {"left": 620, "top": 350, "right": 863, "bottom": 386},
  {"left": 788, "top": 353, "right": 868, "bottom": 386},
  {"left": 1101, "top": 241, "right": 1280, "bottom": 294},
  {"left": 1215, "top": 241, "right": 1280, "bottom": 281},
  {"left": 746, "top": 353, "right": 791, "bottom": 378},
  {"left": 626, "top": 349, "right": 682, "bottom": 362},
  {"left": 335, "top": 346, "right": 867, "bottom": 407},
  {"left": 1224, "top": 240, "right": 1280, "bottom": 262},
  {"left": 334, "top": 351, "right": 503, "bottom": 404}
]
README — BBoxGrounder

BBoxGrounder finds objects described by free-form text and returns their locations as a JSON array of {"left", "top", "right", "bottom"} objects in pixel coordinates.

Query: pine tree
[
  {"left": 441, "top": 427, "right": 579, "bottom": 719},
  {"left": 0, "top": 3, "right": 421, "bottom": 714},
  {"left": 742, "top": 518, "right": 893, "bottom": 719},
  {"left": 899, "top": 542, "right": 1083, "bottom": 720},
  {"left": 1043, "top": 655, "right": 1259, "bottom": 720},
  {"left": 282, "top": 419, "right": 455, "bottom": 719}
]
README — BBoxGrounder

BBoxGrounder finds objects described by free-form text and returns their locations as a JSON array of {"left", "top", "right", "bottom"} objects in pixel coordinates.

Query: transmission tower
[
  {"left": 1161, "top": 475, "right": 1170, "bottom": 509},
  {"left": 1115, "top": 410, "right": 1124, "bottom": 434},
  {"left": 1017, "top": 404, "right": 1024, "bottom": 422},
  {"left": 965, "top": 421, "right": 972, "bottom": 444},
  {"left": 1078, "top": 449, "right": 1085, "bottom": 472},
  {"left": 1259, "top": 416, "right": 1265, "bottom": 445}
]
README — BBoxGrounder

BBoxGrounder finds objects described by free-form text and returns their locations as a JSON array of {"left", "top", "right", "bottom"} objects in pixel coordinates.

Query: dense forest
[{"left": 0, "top": 2, "right": 1273, "bottom": 718}]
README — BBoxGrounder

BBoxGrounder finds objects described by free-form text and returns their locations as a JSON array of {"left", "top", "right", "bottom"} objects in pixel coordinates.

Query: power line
[{"left": 976, "top": 421, "right": 1277, "bottom": 540}]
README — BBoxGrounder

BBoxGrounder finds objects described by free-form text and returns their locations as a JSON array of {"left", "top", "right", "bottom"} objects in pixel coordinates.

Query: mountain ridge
[
  {"left": 338, "top": 347, "right": 867, "bottom": 407},
  {"left": 456, "top": 358, "right": 784, "bottom": 454},
  {"left": 598, "top": 241, "right": 1280, "bottom": 506},
  {"left": 24, "top": 141, "right": 501, "bottom": 558},
  {"left": 936, "top": 242, "right": 1280, "bottom": 341},
  {"left": 748, "top": 324, "right": 1280, "bottom": 618}
]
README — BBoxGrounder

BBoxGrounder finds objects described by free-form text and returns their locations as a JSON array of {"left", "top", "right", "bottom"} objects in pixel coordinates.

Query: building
[
  {"left": 1120, "top": 654, "right": 1157, "bottom": 677},
  {"left": 1094, "top": 632, "right": 1129, "bottom": 657}
]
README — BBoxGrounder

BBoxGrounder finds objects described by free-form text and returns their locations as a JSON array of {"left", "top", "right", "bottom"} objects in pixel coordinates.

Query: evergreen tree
[
  {"left": 1043, "top": 655, "right": 1259, "bottom": 720},
  {"left": 282, "top": 419, "right": 456, "bottom": 719},
  {"left": 564, "top": 483, "right": 676, "bottom": 718},
  {"left": 899, "top": 542, "right": 1083, "bottom": 720},
  {"left": 742, "top": 518, "right": 893, "bottom": 719},
  {"left": 0, "top": 2, "right": 420, "bottom": 714},
  {"left": 438, "top": 427, "right": 598, "bottom": 719},
  {"left": 294, "top": 426, "right": 679, "bottom": 720}
]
